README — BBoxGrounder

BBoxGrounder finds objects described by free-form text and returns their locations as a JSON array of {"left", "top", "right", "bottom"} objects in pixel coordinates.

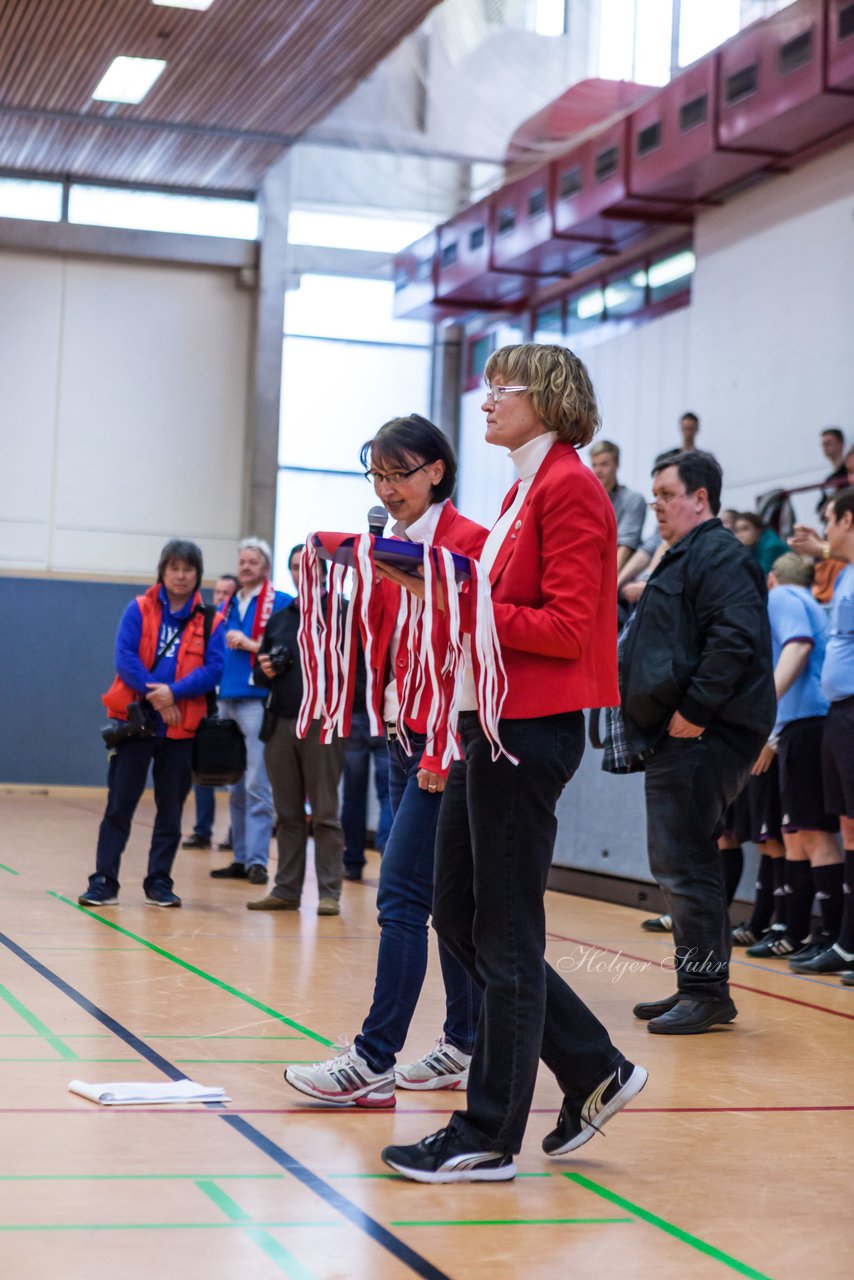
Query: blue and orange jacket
[{"left": 102, "top": 584, "right": 225, "bottom": 739}]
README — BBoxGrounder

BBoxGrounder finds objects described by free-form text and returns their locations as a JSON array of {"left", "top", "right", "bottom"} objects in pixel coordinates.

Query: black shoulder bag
[{"left": 191, "top": 607, "right": 247, "bottom": 786}]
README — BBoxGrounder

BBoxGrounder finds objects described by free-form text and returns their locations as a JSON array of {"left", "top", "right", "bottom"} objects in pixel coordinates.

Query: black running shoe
[
  {"left": 641, "top": 914, "right": 672, "bottom": 933},
  {"left": 210, "top": 862, "right": 248, "bottom": 879},
  {"left": 542, "top": 1061, "right": 648, "bottom": 1156},
  {"left": 746, "top": 928, "right": 799, "bottom": 957},
  {"left": 381, "top": 1127, "right": 516, "bottom": 1183},
  {"left": 732, "top": 923, "right": 759, "bottom": 946}
]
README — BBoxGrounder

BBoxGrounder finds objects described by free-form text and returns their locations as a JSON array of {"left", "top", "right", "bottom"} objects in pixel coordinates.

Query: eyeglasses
[
  {"left": 484, "top": 384, "right": 529, "bottom": 403},
  {"left": 364, "top": 461, "right": 430, "bottom": 486},
  {"left": 648, "top": 490, "right": 688, "bottom": 509}
]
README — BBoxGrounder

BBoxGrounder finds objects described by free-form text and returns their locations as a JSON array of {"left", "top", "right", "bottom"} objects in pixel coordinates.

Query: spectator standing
[
  {"left": 80, "top": 540, "right": 225, "bottom": 907},
  {"left": 734, "top": 511, "right": 788, "bottom": 576},
  {"left": 210, "top": 538, "right": 290, "bottom": 885},
  {"left": 341, "top": 650, "right": 393, "bottom": 880},
  {"left": 818, "top": 427, "right": 847, "bottom": 511},
  {"left": 679, "top": 411, "right": 700, "bottom": 451},
  {"left": 183, "top": 572, "right": 238, "bottom": 850},
  {"left": 589, "top": 440, "right": 647, "bottom": 572},
  {"left": 746, "top": 554, "right": 841, "bottom": 961},
  {"left": 620, "top": 451, "right": 776, "bottom": 1033},
  {"left": 793, "top": 489, "right": 854, "bottom": 977},
  {"left": 248, "top": 545, "right": 344, "bottom": 915}
]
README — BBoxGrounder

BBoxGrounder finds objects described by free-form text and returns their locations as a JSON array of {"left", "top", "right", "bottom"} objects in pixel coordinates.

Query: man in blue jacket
[
  {"left": 80, "top": 539, "right": 225, "bottom": 908},
  {"left": 210, "top": 537, "right": 290, "bottom": 885}
]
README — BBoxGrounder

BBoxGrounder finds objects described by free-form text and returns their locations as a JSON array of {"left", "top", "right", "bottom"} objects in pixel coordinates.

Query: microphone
[{"left": 368, "top": 505, "right": 387, "bottom": 538}]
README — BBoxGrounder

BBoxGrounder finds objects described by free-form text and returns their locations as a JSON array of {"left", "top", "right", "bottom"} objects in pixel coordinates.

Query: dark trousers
[
  {"left": 93, "top": 736, "right": 193, "bottom": 893},
  {"left": 193, "top": 784, "right": 215, "bottom": 838},
  {"left": 645, "top": 730, "right": 763, "bottom": 1000},
  {"left": 265, "top": 717, "right": 344, "bottom": 902},
  {"left": 354, "top": 733, "right": 481, "bottom": 1074},
  {"left": 433, "top": 712, "right": 622, "bottom": 1154},
  {"left": 341, "top": 712, "right": 393, "bottom": 870}
]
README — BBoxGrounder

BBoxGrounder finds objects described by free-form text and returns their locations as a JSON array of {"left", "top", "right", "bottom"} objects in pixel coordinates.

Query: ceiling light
[
  {"left": 151, "top": 1, "right": 216, "bottom": 9},
  {"left": 92, "top": 57, "right": 167, "bottom": 104}
]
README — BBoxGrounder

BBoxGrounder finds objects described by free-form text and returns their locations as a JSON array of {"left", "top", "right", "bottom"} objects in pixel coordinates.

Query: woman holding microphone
[
  {"left": 380, "top": 345, "right": 648, "bottom": 1182},
  {"left": 285, "top": 414, "right": 486, "bottom": 1107}
]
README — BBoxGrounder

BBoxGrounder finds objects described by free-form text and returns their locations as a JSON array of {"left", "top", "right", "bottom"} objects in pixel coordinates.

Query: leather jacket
[{"left": 619, "top": 518, "right": 776, "bottom": 759}]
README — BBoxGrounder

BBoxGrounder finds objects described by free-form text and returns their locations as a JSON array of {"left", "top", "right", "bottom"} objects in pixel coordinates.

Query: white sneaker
[
  {"left": 284, "top": 1046, "right": 395, "bottom": 1109},
  {"left": 394, "top": 1036, "right": 471, "bottom": 1091}
]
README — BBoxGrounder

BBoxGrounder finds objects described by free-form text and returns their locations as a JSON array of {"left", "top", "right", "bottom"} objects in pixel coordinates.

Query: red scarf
[{"left": 242, "top": 578, "right": 276, "bottom": 666}]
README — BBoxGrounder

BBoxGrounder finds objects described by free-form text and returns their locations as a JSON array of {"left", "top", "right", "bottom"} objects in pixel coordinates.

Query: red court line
[{"left": 546, "top": 931, "right": 854, "bottom": 1021}]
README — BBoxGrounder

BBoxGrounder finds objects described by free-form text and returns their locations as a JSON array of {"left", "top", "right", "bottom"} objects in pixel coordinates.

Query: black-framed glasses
[{"left": 364, "top": 462, "right": 430, "bottom": 486}]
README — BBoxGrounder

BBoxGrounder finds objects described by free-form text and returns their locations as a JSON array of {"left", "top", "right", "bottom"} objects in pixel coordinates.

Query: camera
[
  {"left": 101, "top": 700, "right": 158, "bottom": 749},
  {"left": 267, "top": 644, "right": 294, "bottom": 675}
]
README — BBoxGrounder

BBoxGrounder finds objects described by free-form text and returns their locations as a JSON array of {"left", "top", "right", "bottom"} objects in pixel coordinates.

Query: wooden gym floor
[{"left": 0, "top": 788, "right": 850, "bottom": 1280}]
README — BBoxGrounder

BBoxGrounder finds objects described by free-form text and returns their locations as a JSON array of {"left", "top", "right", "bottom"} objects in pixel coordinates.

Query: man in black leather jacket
[{"left": 620, "top": 451, "right": 775, "bottom": 1034}]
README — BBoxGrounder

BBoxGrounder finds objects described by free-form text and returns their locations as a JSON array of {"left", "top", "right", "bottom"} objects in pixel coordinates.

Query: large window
[{"left": 275, "top": 275, "right": 433, "bottom": 583}]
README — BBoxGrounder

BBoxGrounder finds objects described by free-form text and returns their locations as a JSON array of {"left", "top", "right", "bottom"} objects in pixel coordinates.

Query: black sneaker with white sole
[
  {"left": 381, "top": 1127, "right": 516, "bottom": 1184},
  {"left": 542, "top": 1060, "right": 648, "bottom": 1157}
]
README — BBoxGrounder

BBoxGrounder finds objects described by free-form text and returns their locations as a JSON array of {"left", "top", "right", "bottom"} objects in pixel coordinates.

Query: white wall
[
  {"left": 0, "top": 251, "right": 252, "bottom": 578},
  {"left": 457, "top": 139, "right": 854, "bottom": 525}
]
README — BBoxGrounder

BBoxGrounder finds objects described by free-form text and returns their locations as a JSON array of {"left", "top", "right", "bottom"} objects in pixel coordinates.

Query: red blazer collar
[
  {"left": 433, "top": 500, "right": 459, "bottom": 543},
  {"left": 489, "top": 441, "right": 577, "bottom": 586}
]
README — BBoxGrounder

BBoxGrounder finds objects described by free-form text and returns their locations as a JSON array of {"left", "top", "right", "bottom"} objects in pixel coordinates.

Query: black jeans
[
  {"left": 93, "top": 735, "right": 194, "bottom": 893},
  {"left": 433, "top": 711, "right": 622, "bottom": 1154},
  {"left": 644, "top": 729, "right": 764, "bottom": 1000}
]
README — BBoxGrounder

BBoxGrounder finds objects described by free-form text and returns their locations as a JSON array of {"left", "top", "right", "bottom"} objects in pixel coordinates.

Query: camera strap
[
  {"left": 201, "top": 605, "right": 218, "bottom": 717},
  {"left": 149, "top": 609, "right": 198, "bottom": 674}
]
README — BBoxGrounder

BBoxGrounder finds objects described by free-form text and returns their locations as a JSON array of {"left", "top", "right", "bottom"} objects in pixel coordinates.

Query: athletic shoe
[
  {"left": 78, "top": 876, "right": 118, "bottom": 907},
  {"left": 647, "top": 996, "right": 737, "bottom": 1035},
  {"left": 542, "top": 1060, "right": 648, "bottom": 1156},
  {"left": 247, "top": 865, "right": 268, "bottom": 885},
  {"left": 382, "top": 1127, "right": 516, "bottom": 1183},
  {"left": 285, "top": 1047, "right": 395, "bottom": 1109},
  {"left": 247, "top": 894, "right": 299, "bottom": 911},
  {"left": 144, "top": 884, "right": 181, "bottom": 908},
  {"left": 210, "top": 862, "right": 247, "bottom": 879},
  {"left": 395, "top": 1036, "right": 471, "bottom": 1091},
  {"left": 790, "top": 944, "right": 854, "bottom": 974},
  {"left": 641, "top": 914, "right": 672, "bottom": 932},
  {"left": 839, "top": 972, "right": 854, "bottom": 987},
  {"left": 181, "top": 834, "right": 211, "bottom": 850},
  {"left": 317, "top": 896, "right": 340, "bottom": 916},
  {"left": 218, "top": 837, "right": 233, "bottom": 851},
  {"left": 732, "top": 923, "right": 760, "bottom": 946},
  {"left": 746, "top": 928, "right": 799, "bottom": 957}
]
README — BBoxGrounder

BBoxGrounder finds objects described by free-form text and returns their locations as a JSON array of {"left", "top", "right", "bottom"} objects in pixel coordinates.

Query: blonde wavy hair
[{"left": 484, "top": 343, "right": 601, "bottom": 447}]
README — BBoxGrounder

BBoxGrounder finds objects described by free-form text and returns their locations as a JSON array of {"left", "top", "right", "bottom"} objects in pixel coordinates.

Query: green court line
[
  {"left": 48, "top": 892, "right": 332, "bottom": 1048},
  {"left": 565, "top": 1173, "right": 774, "bottom": 1280},
  {"left": 195, "top": 1181, "right": 252, "bottom": 1222},
  {"left": 391, "top": 1217, "right": 632, "bottom": 1227},
  {"left": 196, "top": 1181, "right": 318, "bottom": 1280},
  {"left": 0, "top": 984, "right": 79, "bottom": 1061},
  {"left": 0, "top": 864, "right": 20, "bottom": 876},
  {"left": 242, "top": 1228, "right": 319, "bottom": 1279}
]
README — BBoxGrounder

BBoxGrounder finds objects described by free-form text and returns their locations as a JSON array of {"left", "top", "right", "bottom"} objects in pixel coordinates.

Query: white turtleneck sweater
[{"left": 459, "top": 430, "right": 557, "bottom": 712}]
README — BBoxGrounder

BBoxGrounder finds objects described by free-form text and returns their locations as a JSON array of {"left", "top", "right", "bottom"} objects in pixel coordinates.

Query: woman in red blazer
[
  {"left": 381, "top": 345, "right": 648, "bottom": 1183},
  {"left": 286, "top": 414, "right": 487, "bottom": 1109}
]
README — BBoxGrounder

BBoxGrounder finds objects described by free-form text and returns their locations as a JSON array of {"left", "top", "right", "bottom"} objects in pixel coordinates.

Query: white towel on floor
[{"left": 68, "top": 1079, "right": 230, "bottom": 1105}]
